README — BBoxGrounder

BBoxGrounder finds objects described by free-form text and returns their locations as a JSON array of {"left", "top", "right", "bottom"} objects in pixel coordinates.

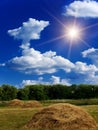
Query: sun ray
[
  {"left": 81, "top": 22, "right": 98, "bottom": 31},
  {"left": 43, "top": 8, "right": 66, "bottom": 28},
  {"left": 36, "top": 8, "right": 98, "bottom": 58},
  {"left": 37, "top": 34, "right": 67, "bottom": 47},
  {"left": 78, "top": 37, "right": 91, "bottom": 48},
  {"left": 67, "top": 40, "right": 73, "bottom": 59}
]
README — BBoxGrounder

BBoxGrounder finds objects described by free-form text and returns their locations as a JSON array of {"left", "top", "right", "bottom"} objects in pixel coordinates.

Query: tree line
[{"left": 0, "top": 84, "right": 98, "bottom": 101}]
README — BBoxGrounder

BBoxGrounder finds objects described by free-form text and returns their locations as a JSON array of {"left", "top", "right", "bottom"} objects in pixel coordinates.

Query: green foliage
[
  {"left": 25, "top": 85, "right": 47, "bottom": 100},
  {"left": 70, "top": 84, "right": 98, "bottom": 99},
  {"left": 17, "top": 88, "right": 29, "bottom": 100},
  {"left": 1, "top": 84, "right": 98, "bottom": 101},
  {"left": 0, "top": 87, "right": 2, "bottom": 100},
  {"left": 94, "top": 86, "right": 98, "bottom": 98},
  {"left": 0, "top": 84, "right": 17, "bottom": 101},
  {"left": 47, "top": 84, "right": 69, "bottom": 99}
]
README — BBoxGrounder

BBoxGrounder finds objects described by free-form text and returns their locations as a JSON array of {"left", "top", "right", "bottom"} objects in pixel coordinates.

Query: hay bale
[
  {"left": 25, "top": 103, "right": 97, "bottom": 130},
  {"left": 22, "top": 100, "right": 42, "bottom": 108},
  {"left": 8, "top": 99, "right": 24, "bottom": 107}
]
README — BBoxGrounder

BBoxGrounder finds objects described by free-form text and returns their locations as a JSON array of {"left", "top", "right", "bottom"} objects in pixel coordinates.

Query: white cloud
[
  {"left": 64, "top": 0, "right": 98, "bottom": 18},
  {"left": 7, "top": 48, "right": 75, "bottom": 75},
  {"left": 8, "top": 18, "right": 49, "bottom": 48},
  {"left": 82, "top": 48, "right": 98, "bottom": 67},
  {"left": 82, "top": 48, "right": 96, "bottom": 57},
  {"left": 69, "top": 48, "right": 98, "bottom": 84},
  {"left": 5, "top": 46, "right": 98, "bottom": 85},
  {"left": 51, "top": 76, "right": 60, "bottom": 84},
  {"left": 53, "top": 56, "right": 74, "bottom": 73},
  {"left": 7, "top": 18, "right": 74, "bottom": 75},
  {"left": 67, "top": 60, "right": 98, "bottom": 84},
  {"left": 74, "top": 61, "right": 98, "bottom": 74},
  {"left": 22, "top": 71, "right": 98, "bottom": 86},
  {"left": 22, "top": 76, "right": 71, "bottom": 86},
  {"left": 84, "top": 73, "right": 98, "bottom": 84},
  {"left": 22, "top": 77, "right": 45, "bottom": 86},
  {"left": 51, "top": 76, "right": 71, "bottom": 86}
]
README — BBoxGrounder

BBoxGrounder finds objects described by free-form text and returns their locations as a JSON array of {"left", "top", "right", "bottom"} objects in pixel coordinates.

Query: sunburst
[
  {"left": 37, "top": 9, "right": 98, "bottom": 58},
  {"left": 66, "top": 26, "right": 81, "bottom": 41}
]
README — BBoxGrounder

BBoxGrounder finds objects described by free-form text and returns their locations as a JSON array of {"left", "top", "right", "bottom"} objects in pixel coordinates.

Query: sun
[{"left": 66, "top": 26, "right": 80, "bottom": 41}]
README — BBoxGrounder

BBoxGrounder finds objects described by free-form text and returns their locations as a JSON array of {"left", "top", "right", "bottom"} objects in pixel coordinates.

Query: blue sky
[{"left": 1, "top": 0, "right": 98, "bottom": 87}]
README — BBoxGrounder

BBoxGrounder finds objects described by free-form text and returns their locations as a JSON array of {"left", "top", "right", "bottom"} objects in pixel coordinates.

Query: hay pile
[
  {"left": 22, "top": 100, "right": 42, "bottom": 108},
  {"left": 25, "top": 103, "right": 97, "bottom": 130},
  {"left": 8, "top": 99, "right": 42, "bottom": 108},
  {"left": 8, "top": 99, "right": 24, "bottom": 107}
]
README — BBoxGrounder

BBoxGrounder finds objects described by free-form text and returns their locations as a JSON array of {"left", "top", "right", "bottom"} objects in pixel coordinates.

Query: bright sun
[{"left": 67, "top": 26, "right": 80, "bottom": 41}]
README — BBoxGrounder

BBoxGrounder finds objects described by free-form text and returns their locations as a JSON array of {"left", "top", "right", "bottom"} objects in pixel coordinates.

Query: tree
[
  {"left": 26, "top": 85, "right": 46, "bottom": 100},
  {"left": 17, "top": 88, "right": 29, "bottom": 100},
  {"left": 47, "top": 84, "right": 70, "bottom": 99},
  {"left": 73, "top": 84, "right": 94, "bottom": 99},
  {"left": 1, "top": 84, "right": 17, "bottom": 101},
  {"left": 0, "top": 87, "right": 2, "bottom": 100},
  {"left": 94, "top": 85, "right": 98, "bottom": 98}
]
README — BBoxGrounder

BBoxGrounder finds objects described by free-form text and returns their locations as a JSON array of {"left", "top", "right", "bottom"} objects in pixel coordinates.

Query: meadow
[{"left": 0, "top": 99, "right": 98, "bottom": 130}]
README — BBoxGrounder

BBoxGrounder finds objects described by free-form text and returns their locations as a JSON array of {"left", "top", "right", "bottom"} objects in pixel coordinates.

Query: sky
[{"left": 1, "top": 0, "right": 98, "bottom": 87}]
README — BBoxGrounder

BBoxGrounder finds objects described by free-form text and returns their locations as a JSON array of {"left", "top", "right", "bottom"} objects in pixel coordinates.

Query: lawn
[
  {"left": 0, "top": 101, "right": 98, "bottom": 130},
  {"left": 0, "top": 107, "right": 38, "bottom": 130},
  {"left": 82, "top": 105, "right": 98, "bottom": 124}
]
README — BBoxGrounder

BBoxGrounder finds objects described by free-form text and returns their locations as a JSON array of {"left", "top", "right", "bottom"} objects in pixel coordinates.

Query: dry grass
[{"left": 25, "top": 103, "right": 97, "bottom": 130}]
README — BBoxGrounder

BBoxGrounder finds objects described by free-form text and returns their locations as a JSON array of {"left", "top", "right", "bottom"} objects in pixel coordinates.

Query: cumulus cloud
[
  {"left": 82, "top": 48, "right": 96, "bottom": 57},
  {"left": 64, "top": 0, "right": 98, "bottom": 18},
  {"left": 84, "top": 73, "right": 98, "bottom": 84},
  {"left": 51, "top": 76, "right": 60, "bottom": 84},
  {"left": 74, "top": 61, "right": 98, "bottom": 74},
  {"left": 5, "top": 46, "right": 98, "bottom": 84},
  {"left": 71, "top": 48, "right": 98, "bottom": 84},
  {"left": 11, "top": 46, "right": 98, "bottom": 85},
  {"left": 8, "top": 18, "right": 49, "bottom": 48},
  {"left": 7, "top": 18, "right": 75, "bottom": 75},
  {"left": 7, "top": 18, "right": 73, "bottom": 75},
  {"left": 7, "top": 48, "right": 75, "bottom": 75},
  {"left": 51, "top": 76, "right": 71, "bottom": 86},
  {"left": 22, "top": 76, "right": 71, "bottom": 86},
  {"left": 22, "top": 77, "right": 45, "bottom": 86},
  {"left": 68, "top": 48, "right": 98, "bottom": 84},
  {"left": 82, "top": 48, "right": 98, "bottom": 67}
]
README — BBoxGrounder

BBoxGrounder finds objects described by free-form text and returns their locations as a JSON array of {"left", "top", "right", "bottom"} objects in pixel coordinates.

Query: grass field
[{"left": 0, "top": 100, "right": 98, "bottom": 130}]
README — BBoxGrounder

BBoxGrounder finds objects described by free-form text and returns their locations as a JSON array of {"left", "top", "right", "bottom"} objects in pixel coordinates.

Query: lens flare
[{"left": 66, "top": 26, "right": 81, "bottom": 41}]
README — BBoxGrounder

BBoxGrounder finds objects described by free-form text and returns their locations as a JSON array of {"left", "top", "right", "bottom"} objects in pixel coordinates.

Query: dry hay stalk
[{"left": 25, "top": 103, "right": 97, "bottom": 130}]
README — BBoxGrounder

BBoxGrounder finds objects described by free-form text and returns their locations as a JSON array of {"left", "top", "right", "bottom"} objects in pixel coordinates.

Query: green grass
[
  {"left": 82, "top": 105, "right": 98, "bottom": 124},
  {"left": 0, "top": 100, "right": 98, "bottom": 130},
  {"left": 41, "top": 98, "right": 98, "bottom": 106},
  {"left": 1, "top": 98, "right": 98, "bottom": 107},
  {"left": 0, "top": 107, "right": 38, "bottom": 130}
]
